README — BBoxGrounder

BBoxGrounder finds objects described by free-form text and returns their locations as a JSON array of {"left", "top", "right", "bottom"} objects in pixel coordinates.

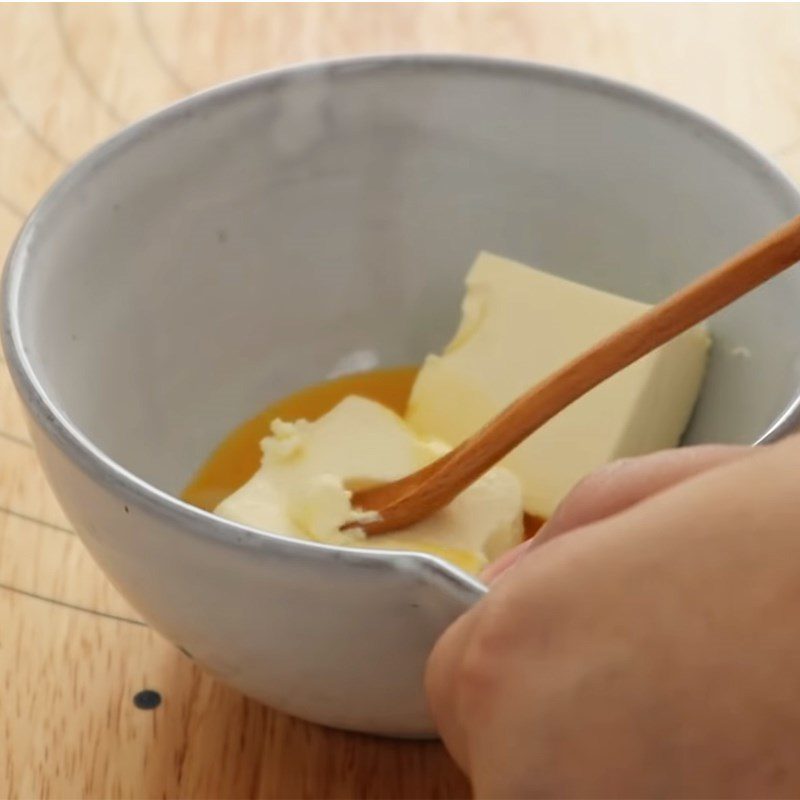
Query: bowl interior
[{"left": 10, "top": 58, "right": 800, "bottom": 496}]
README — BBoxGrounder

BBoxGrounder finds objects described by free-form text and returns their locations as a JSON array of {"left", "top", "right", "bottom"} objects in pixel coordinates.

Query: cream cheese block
[
  {"left": 216, "top": 395, "right": 524, "bottom": 573},
  {"left": 406, "top": 252, "right": 710, "bottom": 518}
]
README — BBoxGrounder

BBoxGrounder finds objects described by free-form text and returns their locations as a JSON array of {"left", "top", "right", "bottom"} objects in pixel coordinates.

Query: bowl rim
[{"left": 4, "top": 52, "right": 800, "bottom": 580}]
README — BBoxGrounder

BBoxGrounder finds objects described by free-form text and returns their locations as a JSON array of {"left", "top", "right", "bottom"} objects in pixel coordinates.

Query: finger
[
  {"left": 424, "top": 602, "right": 483, "bottom": 772},
  {"left": 541, "top": 445, "right": 752, "bottom": 542},
  {"left": 482, "top": 445, "right": 752, "bottom": 584}
]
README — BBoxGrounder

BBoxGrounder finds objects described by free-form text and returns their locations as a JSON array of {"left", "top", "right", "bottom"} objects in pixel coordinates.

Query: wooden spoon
[{"left": 352, "top": 214, "right": 800, "bottom": 535}]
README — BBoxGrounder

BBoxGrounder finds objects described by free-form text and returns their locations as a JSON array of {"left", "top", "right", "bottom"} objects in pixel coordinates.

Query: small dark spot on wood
[
  {"left": 133, "top": 689, "right": 161, "bottom": 710},
  {"left": 124, "top": 505, "right": 129, "bottom": 513},
  {"left": 70, "top": 334, "right": 77, "bottom": 342},
  {"left": 178, "top": 645, "right": 194, "bottom": 660},
  {"left": 217, "top": 229, "right": 228, "bottom": 243}
]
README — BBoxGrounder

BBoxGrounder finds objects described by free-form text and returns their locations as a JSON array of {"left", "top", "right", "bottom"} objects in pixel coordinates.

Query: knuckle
[
  {"left": 549, "top": 460, "right": 629, "bottom": 528},
  {"left": 570, "top": 459, "right": 632, "bottom": 502},
  {"left": 445, "top": 578, "right": 566, "bottom": 722}
]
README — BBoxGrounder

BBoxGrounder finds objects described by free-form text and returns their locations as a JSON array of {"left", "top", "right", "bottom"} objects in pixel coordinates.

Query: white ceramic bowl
[{"left": 4, "top": 56, "right": 800, "bottom": 737}]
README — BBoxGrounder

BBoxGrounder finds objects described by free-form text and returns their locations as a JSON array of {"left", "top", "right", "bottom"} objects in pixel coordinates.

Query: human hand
[{"left": 426, "top": 439, "right": 800, "bottom": 798}]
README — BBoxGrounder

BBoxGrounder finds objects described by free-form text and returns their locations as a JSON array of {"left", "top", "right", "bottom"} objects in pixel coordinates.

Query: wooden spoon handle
[{"left": 360, "top": 214, "right": 800, "bottom": 534}]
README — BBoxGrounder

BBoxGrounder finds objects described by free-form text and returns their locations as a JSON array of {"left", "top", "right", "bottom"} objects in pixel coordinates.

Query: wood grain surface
[{"left": 2, "top": 4, "right": 800, "bottom": 798}]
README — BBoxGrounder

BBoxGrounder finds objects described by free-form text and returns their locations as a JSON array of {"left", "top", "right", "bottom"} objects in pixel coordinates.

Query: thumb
[{"left": 483, "top": 445, "right": 753, "bottom": 584}]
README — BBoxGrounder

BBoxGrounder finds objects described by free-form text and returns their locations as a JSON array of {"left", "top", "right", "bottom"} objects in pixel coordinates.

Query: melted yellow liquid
[
  {"left": 183, "top": 365, "right": 544, "bottom": 560},
  {"left": 183, "top": 366, "right": 419, "bottom": 512}
]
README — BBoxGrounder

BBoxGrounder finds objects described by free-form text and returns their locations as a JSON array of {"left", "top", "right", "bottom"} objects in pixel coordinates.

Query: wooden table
[{"left": 1, "top": 5, "right": 800, "bottom": 797}]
